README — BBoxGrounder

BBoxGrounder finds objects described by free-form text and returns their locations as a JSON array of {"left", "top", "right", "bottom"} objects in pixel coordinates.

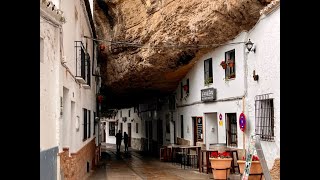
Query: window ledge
[{"left": 224, "top": 77, "right": 236, "bottom": 81}]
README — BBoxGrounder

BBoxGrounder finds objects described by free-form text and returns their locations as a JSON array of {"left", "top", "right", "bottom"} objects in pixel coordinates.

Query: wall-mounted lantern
[
  {"left": 253, "top": 70, "right": 259, "bottom": 81},
  {"left": 245, "top": 39, "right": 256, "bottom": 53}
]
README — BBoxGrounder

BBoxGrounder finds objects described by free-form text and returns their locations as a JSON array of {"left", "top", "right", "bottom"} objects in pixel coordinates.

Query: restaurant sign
[{"left": 201, "top": 88, "right": 216, "bottom": 102}]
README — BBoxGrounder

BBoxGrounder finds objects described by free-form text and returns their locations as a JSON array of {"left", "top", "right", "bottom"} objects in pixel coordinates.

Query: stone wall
[{"left": 59, "top": 138, "right": 98, "bottom": 180}]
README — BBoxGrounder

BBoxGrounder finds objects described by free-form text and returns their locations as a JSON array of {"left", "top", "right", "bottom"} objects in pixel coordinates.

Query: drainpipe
[{"left": 242, "top": 31, "right": 249, "bottom": 153}]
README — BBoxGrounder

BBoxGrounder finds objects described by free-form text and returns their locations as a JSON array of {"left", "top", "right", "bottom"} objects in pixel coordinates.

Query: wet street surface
[{"left": 88, "top": 144, "right": 240, "bottom": 180}]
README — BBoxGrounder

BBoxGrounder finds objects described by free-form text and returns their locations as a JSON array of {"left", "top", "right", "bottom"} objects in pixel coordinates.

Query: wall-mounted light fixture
[
  {"left": 245, "top": 39, "right": 256, "bottom": 53},
  {"left": 253, "top": 70, "right": 259, "bottom": 81}
]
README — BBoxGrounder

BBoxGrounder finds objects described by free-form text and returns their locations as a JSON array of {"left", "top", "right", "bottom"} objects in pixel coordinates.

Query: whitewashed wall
[
  {"left": 40, "top": 16, "right": 60, "bottom": 151},
  {"left": 175, "top": 32, "right": 248, "bottom": 149},
  {"left": 246, "top": 7, "right": 280, "bottom": 169},
  {"left": 59, "top": 0, "right": 97, "bottom": 153},
  {"left": 105, "top": 108, "right": 145, "bottom": 144}
]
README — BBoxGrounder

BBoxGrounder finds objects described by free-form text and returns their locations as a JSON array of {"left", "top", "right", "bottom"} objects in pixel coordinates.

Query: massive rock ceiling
[{"left": 93, "top": 0, "right": 270, "bottom": 107}]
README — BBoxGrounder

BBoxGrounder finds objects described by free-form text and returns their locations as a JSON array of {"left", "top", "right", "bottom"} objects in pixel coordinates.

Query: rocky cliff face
[{"left": 94, "top": 0, "right": 270, "bottom": 107}]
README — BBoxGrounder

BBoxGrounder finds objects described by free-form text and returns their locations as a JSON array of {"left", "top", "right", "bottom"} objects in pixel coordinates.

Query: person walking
[
  {"left": 116, "top": 130, "right": 122, "bottom": 153},
  {"left": 123, "top": 132, "right": 129, "bottom": 153}
]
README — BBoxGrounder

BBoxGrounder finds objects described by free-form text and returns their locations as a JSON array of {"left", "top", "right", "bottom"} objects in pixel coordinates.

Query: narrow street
[{"left": 88, "top": 144, "right": 241, "bottom": 180}]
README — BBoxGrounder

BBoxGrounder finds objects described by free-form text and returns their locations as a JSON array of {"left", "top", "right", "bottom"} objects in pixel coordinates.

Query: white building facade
[
  {"left": 172, "top": 3, "right": 280, "bottom": 170},
  {"left": 40, "top": 0, "right": 101, "bottom": 179},
  {"left": 40, "top": 0, "right": 66, "bottom": 179},
  {"left": 245, "top": 3, "right": 280, "bottom": 169}
]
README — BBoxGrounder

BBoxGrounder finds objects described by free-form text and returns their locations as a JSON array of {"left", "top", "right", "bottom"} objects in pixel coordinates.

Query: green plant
[
  {"left": 101, "top": 109, "right": 118, "bottom": 119},
  {"left": 204, "top": 77, "right": 213, "bottom": 86}
]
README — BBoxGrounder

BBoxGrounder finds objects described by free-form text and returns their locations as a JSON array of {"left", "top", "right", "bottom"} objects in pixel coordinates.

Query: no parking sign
[{"left": 239, "top": 112, "right": 246, "bottom": 132}]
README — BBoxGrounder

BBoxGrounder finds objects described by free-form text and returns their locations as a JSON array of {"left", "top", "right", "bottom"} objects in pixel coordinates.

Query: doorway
[
  {"left": 205, "top": 113, "right": 218, "bottom": 147},
  {"left": 192, "top": 116, "right": 203, "bottom": 146},
  {"left": 226, "top": 113, "right": 237, "bottom": 147},
  {"left": 128, "top": 123, "right": 131, "bottom": 147}
]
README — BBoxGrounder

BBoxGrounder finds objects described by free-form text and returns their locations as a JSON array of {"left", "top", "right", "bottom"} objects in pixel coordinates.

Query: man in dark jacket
[
  {"left": 123, "top": 132, "right": 129, "bottom": 153},
  {"left": 116, "top": 130, "right": 122, "bottom": 153}
]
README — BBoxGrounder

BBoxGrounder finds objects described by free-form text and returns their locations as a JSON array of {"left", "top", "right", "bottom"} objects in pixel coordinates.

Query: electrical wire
[{"left": 83, "top": 36, "right": 247, "bottom": 50}]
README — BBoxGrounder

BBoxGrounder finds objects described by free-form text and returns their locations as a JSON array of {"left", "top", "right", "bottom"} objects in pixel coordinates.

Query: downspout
[{"left": 242, "top": 31, "right": 249, "bottom": 152}]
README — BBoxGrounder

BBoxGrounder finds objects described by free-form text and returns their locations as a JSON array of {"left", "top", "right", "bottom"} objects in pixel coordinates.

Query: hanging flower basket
[
  {"left": 183, "top": 84, "right": 189, "bottom": 92},
  {"left": 99, "top": 44, "right": 106, "bottom": 51},
  {"left": 220, "top": 61, "right": 227, "bottom": 69},
  {"left": 97, "top": 95, "right": 103, "bottom": 103}
]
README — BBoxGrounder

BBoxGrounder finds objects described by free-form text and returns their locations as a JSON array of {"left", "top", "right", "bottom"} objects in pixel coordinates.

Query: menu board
[{"left": 197, "top": 117, "right": 203, "bottom": 141}]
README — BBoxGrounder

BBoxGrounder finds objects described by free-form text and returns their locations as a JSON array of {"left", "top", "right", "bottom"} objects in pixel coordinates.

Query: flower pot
[
  {"left": 237, "top": 160, "right": 264, "bottom": 180},
  {"left": 209, "top": 158, "right": 232, "bottom": 180},
  {"left": 228, "top": 62, "right": 234, "bottom": 67}
]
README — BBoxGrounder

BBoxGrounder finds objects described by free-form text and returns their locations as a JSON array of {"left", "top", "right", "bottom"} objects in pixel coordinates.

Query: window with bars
[
  {"left": 83, "top": 108, "right": 87, "bottom": 141},
  {"left": 255, "top": 94, "right": 274, "bottom": 141},
  {"left": 109, "top": 122, "right": 115, "bottom": 136},
  {"left": 226, "top": 113, "right": 237, "bottom": 147}
]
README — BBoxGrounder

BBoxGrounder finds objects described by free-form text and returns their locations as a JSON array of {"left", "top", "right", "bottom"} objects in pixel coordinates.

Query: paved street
[{"left": 88, "top": 144, "right": 241, "bottom": 180}]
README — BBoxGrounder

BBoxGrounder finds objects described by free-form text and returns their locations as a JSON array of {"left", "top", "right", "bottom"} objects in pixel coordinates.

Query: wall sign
[
  {"left": 239, "top": 112, "right": 246, "bottom": 132},
  {"left": 201, "top": 88, "right": 216, "bottom": 102},
  {"left": 219, "top": 113, "right": 223, "bottom": 126}
]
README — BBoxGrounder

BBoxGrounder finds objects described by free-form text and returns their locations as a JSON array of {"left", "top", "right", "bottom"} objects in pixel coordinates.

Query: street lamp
[{"left": 245, "top": 39, "right": 256, "bottom": 53}]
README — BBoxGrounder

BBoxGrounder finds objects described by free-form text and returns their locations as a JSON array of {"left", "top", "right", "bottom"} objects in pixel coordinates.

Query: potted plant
[
  {"left": 237, "top": 155, "right": 263, "bottom": 180},
  {"left": 220, "top": 61, "right": 227, "bottom": 69},
  {"left": 229, "top": 73, "right": 235, "bottom": 79},
  {"left": 204, "top": 77, "right": 213, "bottom": 87},
  {"left": 209, "top": 151, "right": 233, "bottom": 180},
  {"left": 227, "top": 59, "right": 234, "bottom": 68}
]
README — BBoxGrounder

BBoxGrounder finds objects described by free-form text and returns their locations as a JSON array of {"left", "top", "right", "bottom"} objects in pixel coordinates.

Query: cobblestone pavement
[{"left": 88, "top": 143, "right": 241, "bottom": 180}]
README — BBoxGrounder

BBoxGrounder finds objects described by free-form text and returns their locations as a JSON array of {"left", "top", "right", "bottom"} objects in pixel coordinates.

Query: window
[
  {"left": 93, "top": 112, "right": 96, "bottom": 135},
  {"left": 75, "top": 41, "right": 90, "bottom": 84},
  {"left": 86, "top": 55, "right": 91, "bottom": 86},
  {"left": 204, "top": 58, "right": 213, "bottom": 85},
  {"left": 120, "top": 110, "right": 122, "bottom": 118},
  {"left": 83, "top": 108, "right": 88, "bottom": 141},
  {"left": 109, "top": 122, "right": 115, "bottom": 136},
  {"left": 128, "top": 110, "right": 131, "bottom": 117},
  {"left": 226, "top": 113, "right": 237, "bottom": 147},
  {"left": 180, "top": 115, "right": 184, "bottom": 138},
  {"left": 169, "top": 94, "right": 176, "bottom": 110},
  {"left": 40, "top": 37, "right": 44, "bottom": 63},
  {"left": 255, "top": 94, "right": 274, "bottom": 141},
  {"left": 180, "top": 82, "right": 183, "bottom": 100},
  {"left": 136, "top": 123, "right": 138, "bottom": 133},
  {"left": 88, "top": 110, "right": 91, "bottom": 138},
  {"left": 186, "top": 79, "right": 189, "bottom": 94},
  {"left": 225, "top": 49, "right": 236, "bottom": 79}
]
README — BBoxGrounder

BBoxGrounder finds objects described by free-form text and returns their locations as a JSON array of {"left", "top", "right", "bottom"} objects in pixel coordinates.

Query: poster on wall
[{"left": 197, "top": 117, "right": 203, "bottom": 141}]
